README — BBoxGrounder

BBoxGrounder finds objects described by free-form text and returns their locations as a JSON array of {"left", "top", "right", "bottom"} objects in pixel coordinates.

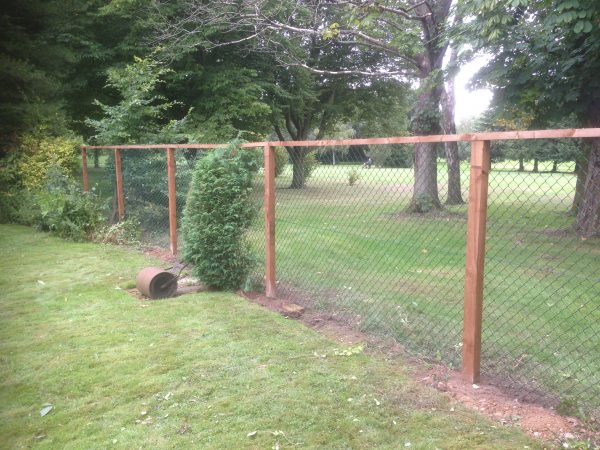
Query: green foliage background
[{"left": 182, "top": 141, "right": 261, "bottom": 289}]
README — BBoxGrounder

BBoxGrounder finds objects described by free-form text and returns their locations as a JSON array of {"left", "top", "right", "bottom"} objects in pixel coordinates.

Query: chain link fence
[{"left": 84, "top": 138, "right": 600, "bottom": 420}]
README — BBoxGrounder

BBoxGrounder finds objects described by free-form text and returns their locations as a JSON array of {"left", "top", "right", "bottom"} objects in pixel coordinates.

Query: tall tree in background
[
  {"left": 468, "top": 0, "right": 600, "bottom": 236},
  {"left": 440, "top": 30, "right": 463, "bottom": 205},
  {"left": 159, "top": 0, "right": 454, "bottom": 207},
  {"left": 0, "top": 0, "right": 75, "bottom": 145},
  {"left": 157, "top": 0, "right": 409, "bottom": 188}
]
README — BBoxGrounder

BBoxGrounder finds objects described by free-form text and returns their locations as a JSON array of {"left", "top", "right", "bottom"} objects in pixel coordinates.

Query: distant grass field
[
  {"left": 82, "top": 155, "right": 600, "bottom": 416},
  {"left": 247, "top": 160, "right": 600, "bottom": 416},
  {"left": 0, "top": 225, "right": 538, "bottom": 449}
]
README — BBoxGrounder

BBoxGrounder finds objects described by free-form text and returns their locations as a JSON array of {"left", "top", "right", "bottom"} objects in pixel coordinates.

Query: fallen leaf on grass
[
  {"left": 40, "top": 404, "right": 53, "bottom": 417},
  {"left": 177, "top": 422, "right": 191, "bottom": 434},
  {"left": 247, "top": 431, "right": 258, "bottom": 438},
  {"left": 37, "top": 280, "right": 45, "bottom": 286}
]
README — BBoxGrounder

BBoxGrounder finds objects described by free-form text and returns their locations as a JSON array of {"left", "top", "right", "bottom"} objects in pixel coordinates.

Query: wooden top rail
[{"left": 82, "top": 128, "right": 600, "bottom": 150}]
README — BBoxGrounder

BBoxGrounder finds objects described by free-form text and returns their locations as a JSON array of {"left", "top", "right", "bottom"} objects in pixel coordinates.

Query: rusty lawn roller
[{"left": 136, "top": 267, "right": 178, "bottom": 299}]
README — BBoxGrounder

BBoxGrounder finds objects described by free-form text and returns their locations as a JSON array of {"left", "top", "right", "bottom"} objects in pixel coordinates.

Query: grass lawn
[
  {"left": 0, "top": 225, "right": 538, "bottom": 449},
  {"left": 252, "top": 161, "right": 600, "bottom": 414},
  {"left": 81, "top": 155, "right": 600, "bottom": 415}
]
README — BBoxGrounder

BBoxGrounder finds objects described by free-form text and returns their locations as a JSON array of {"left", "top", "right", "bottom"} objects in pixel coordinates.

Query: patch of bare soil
[
  {"left": 414, "top": 365, "right": 598, "bottom": 446},
  {"left": 241, "top": 290, "right": 600, "bottom": 447},
  {"left": 143, "top": 246, "right": 179, "bottom": 263}
]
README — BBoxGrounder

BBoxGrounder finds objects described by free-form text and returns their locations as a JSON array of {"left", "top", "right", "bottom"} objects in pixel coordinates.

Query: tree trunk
[
  {"left": 533, "top": 158, "right": 539, "bottom": 173},
  {"left": 408, "top": 80, "right": 442, "bottom": 212},
  {"left": 444, "top": 146, "right": 463, "bottom": 204},
  {"left": 518, "top": 158, "right": 525, "bottom": 172},
  {"left": 409, "top": 142, "right": 442, "bottom": 212},
  {"left": 440, "top": 40, "right": 463, "bottom": 205},
  {"left": 551, "top": 160, "right": 558, "bottom": 173},
  {"left": 570, "top": 144, "right": 590, "bottom": 215},
  {"left": 94, "top": 149, "right": 100, "bottom": 168},
  {"left": 289, "top": 148, "right": 307, "bottom": 189},
  {"left": 575, "top": 138, "right": 600, "bottom": 237}
]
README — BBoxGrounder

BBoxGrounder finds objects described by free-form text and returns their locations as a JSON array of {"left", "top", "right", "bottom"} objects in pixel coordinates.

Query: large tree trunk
[
  {"left": 410, "top": 142, "right": 442, "bottom": 212},
  {"left": 575, "top": 137, "right": 600, "bottom": 237},
  {"left": 551, "top": 160, "right": 558, "bottom": 173},
  {"left": 518, "top": 158, "right": 525, "bottom": 172},
  {"left": 440, "top": 39, "right": 464, "bottom": 205},
  {"left": 289, "top": 148, "right": 308, "bottom": 189},
  {"left": 570, "top": 143, "right": 590, "bottom": 215},
  {"left": 444, "top": 145, "right": 463, "bottom": 204},
  {"left": 408, "top": 80, "right": 443, "bottom": 212},
  {"left": 94, "top": 149, "right": 100, "bottom": 168},
  {"left": 532, "top": 158, "right": 539, "bottom": 173}
]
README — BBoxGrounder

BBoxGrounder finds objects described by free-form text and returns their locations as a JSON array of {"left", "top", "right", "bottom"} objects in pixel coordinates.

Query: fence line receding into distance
[{"left": 82, "top": 128, "right": 600, "bottom": 416}]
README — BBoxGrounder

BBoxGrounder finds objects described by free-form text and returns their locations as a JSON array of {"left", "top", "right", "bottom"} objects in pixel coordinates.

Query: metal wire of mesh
[
  {"left": 481, "top": 142, "right": 600, "bottom": 413},
  {"left": 275, "top": 145, "right": 470, "bottom": 372},
  {"left": 85, "top": 138, "right": 600, "bottom": 419}
]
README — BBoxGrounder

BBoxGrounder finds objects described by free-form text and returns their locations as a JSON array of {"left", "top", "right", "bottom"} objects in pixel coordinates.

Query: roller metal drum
[{"left": 136, "top": 267, "right": 178, "bottom": 299}]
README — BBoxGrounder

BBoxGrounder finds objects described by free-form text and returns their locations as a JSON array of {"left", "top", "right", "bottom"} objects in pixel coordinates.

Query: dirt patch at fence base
[
  {"left": 415, "top": 365, "right": 598, "bottom": 445},
  {"left": 242, "top": 291, "right": 366, "bottom": 345},
  {"left": 143, "top": 246, "right": 179, "bottom": 263},
  {"left": 241, "top": 290, "right": 599, "bottom": 447}
]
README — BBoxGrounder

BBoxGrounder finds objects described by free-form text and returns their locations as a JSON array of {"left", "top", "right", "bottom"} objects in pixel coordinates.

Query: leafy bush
[
  {"left": 36, "top": 166, "right": 105, "bottom": 241},
  {"left": 304, "top": 151, "right": 319, "bottom": 181},
  {"left": 95, "top": 219, "right": 141, "bottom": 246},
  {"left": 0, "top": 187, "right": 40, "bottom": 225},
  {"left": 380, "top": 145, "right": 413, "bottom": 168},
  {"left": 181, "top": 141, "right": 260, "bottom": 290},
  {"left": 14, "top": 132, "right": 81, "bottom": 190},
  {"left": 274, "top": 146, "right": 288, "bottom": 177},
  {"left": 347, "top": 168, "right": 360, "bottom": 186}
]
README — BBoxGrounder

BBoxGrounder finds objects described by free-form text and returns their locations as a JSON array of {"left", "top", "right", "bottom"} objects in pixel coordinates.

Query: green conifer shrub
[{"left": 181, "top": 141, "right": 260, "bottom": 290}]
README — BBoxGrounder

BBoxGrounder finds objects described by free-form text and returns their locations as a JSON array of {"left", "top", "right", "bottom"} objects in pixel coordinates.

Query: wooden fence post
[
  {"left": 167, "top": 148, "right": 177, "bottom": 256},
  {"left": 462, "top": 140, "right": 491, "bottom": 384},
  {"left": 264, "top": 144, "right": 277, "bottom": 298},
  {"left": 82, "top": 147, "right": 89, "bottom": 192},
  {"left": 114, "top": 148, "right": 125, "bottom": 221}
]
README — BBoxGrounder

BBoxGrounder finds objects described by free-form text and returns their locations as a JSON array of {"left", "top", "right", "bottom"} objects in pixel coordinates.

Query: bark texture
[
  {"left": 440, "top": 36, "right": 464, "bottom": 205},
  {"left": 407, "top": 0, "right": 452, "bottom": 212},
  {"left": 570, "top": 143, "right": 590, "bottom": 215},
  {"left": 575, "top": 138, "right": 600, "bottom": 237},
  {"left": 289, "top": 149, "right": 308, "bottom": 189}
]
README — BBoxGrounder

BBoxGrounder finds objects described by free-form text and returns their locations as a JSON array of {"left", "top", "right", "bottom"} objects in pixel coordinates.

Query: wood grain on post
[
  {"left": 82, "top": 147, "right": 89, "bottom": 192},
  {"left": 264, "top": 144, "right": 277, "bottom": 298},
  {"left": 462, "top": 140, "right": 491, "bottom": 384},
  {"left": 114, "top": 148, "right": 125, "bottom": 221},
  {"left": 167, "top": 148, "right": 177, "bottom": 256}
]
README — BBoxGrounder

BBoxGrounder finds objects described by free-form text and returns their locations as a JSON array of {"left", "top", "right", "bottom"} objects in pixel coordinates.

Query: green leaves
[
  {"left": 181, "top": 140, "right": 260, "bottom": 290},
  {"left": 467, "top": 0, "right": 600, "bottom": 124},
  {"left": 86, "top": 57, "right": 189, "bottom": 146}
]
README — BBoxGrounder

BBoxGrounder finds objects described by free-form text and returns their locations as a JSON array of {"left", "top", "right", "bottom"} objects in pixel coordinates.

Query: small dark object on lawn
[{"left": 136, "top": 267, "right": 178, "bottom": 299}]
